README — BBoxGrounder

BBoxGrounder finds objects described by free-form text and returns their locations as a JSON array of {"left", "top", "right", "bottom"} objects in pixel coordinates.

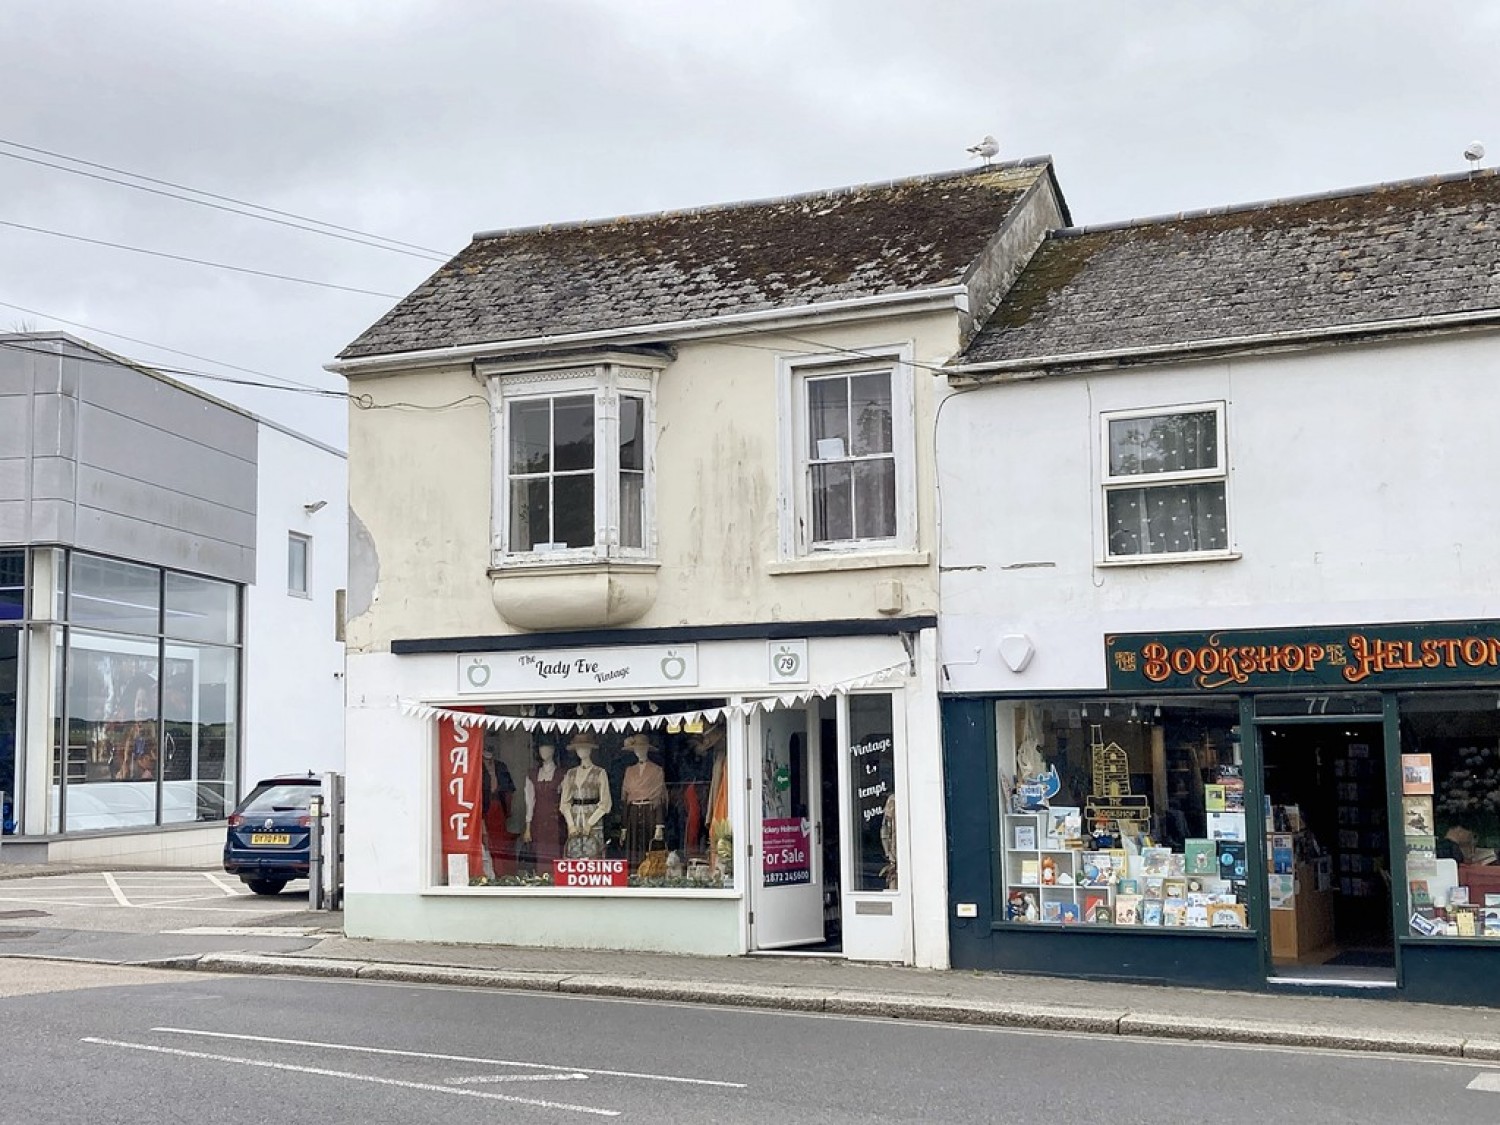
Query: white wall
[
  {"left": 937, "top": 330, "right": 1500, "bottom": 693},
  {"left": 242, "top": 422, "right": 347, "bottom": 783}
]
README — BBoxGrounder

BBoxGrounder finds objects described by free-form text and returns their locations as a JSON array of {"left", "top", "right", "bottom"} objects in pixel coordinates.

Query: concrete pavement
[
  {"left": 2, "top": 867, "right": 1497, "bottom": 1059},
  {"left": 121, "top": 929, "right": 1500, "bottom": 1060}
]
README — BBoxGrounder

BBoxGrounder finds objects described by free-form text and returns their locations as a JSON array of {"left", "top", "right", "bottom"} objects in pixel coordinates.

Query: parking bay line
[
  {"left": 152, "top": 1027, "right": 749, "bottom": 1088},
  {"left": 82, "top": 1038, "right": 619, "bottom": 1117}
]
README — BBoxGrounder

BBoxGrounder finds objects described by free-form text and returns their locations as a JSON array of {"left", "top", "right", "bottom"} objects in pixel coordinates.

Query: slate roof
[
  {"left": 339, "top": 162, "right": 1054, "bottom": 360},
  {"left": 961, "top": 169, "right": 1500, "bottom": 368}
]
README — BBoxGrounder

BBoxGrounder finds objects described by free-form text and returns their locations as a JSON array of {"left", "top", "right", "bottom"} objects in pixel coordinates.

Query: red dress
[{"left": 528, "top": 766, "right": 565, "bottom": 865}]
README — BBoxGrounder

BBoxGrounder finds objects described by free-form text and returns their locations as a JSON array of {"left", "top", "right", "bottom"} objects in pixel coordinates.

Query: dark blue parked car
[{"left": 223, "top": 775, "right": 319, "bottom": 895}]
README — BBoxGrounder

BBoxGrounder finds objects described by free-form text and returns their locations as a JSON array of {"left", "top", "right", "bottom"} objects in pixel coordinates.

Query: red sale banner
[{"left": 438, "top": 709, "right": 487, "bottom": 882}]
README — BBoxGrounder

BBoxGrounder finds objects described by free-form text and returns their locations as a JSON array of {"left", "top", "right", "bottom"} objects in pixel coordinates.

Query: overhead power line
[
  {"left": 0, "top": 139, "right": 450, "bottom": 262},
  {"left": 0, "top": 219, "right": 403, "bottom": 299},
  {"left": 0, "top": 297, "right": 327, "bottom": 392}
]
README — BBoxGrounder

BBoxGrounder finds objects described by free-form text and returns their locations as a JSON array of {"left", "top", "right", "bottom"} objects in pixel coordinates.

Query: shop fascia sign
[
  {"left": 457, "top": 644, "right": 699, "bottom": 695},
  {"left": 1106, "top": 620, "right": 1500, "bottom": 692}
]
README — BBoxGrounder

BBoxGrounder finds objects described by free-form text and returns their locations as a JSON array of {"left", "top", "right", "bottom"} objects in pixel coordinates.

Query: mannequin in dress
[
  {"left": 523, "top": 742, "right": 566, "bottom": 867},
  {"left": 560, "top": 733, "right": 611, "bottom": 859},
  {"left": 481, "top": 742, "right": 517, "bottom": 877},
  {"left": 620, "top": 732, "right": 667, "bottom": 868}
]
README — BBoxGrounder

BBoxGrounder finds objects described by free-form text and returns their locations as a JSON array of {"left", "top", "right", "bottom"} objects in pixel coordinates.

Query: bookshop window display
[
  {"left": 439, "top": 700, "right": 734, "bottom": 891},
  {"left": 998, "top": 698, "right": 1251, "bottom": 929},
  {"left": 1398, "top": 692, "right": 1500, "bottom": 939}
]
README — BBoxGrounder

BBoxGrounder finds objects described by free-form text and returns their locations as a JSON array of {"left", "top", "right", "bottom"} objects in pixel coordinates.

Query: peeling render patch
[{"left": 346, "top": 508, "right": 379, "bottom": 621}]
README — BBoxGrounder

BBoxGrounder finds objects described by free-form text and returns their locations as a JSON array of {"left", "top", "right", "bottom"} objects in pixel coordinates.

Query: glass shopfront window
[
  {"left": 849, "top": 694, "right": 898, "bottom": 891},
  {"left": 996, "top": 698, "right": 1249, "bottom": 928},
  {"left": 1399, "top": 692, "right": 1500, "bottom": 938},
  {"left": 440, "top": 700, "right": 733, "bottom": 890},
  {"left": 49, "top": 551, "right": 242, "bottom": 834}
]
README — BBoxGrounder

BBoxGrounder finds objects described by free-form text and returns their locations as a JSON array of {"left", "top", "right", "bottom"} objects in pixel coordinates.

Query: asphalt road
[
  {"left": 2, "top": 960, "right": 1499, "bottom": 1124},
  {"left": 0, "top": 870, "right": 328, "bottom": 962}
]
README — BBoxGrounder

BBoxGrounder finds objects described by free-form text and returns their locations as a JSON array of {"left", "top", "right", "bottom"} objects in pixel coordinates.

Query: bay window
[{"left": 487, "top": 359, "right": 659, "bottom": 563}]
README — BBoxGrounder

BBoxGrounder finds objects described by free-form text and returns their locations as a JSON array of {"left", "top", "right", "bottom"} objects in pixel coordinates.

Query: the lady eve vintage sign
[{"left": 456, "top": 645, "right": 700, "bottom": 694}]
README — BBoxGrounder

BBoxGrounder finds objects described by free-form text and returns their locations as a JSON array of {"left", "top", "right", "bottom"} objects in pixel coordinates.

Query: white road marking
[
  {"left": 162, "top": 926, "right": 317, "bottom": 936},
  {"left": 450, "top": 1073, "right": 590, "bottom": 1084},
  {"left": 101, "top": 873, "right": 132, "bottom": 907},
  {"left": 82, "top": 1038, "right": 619, "bottom": 1117},
  {"left": 152, "top": 1027, "right": 749, "bottom": 1088},
  {"left": 204, "top": 873, "right": 241, "bottom": 895},
  {"left": 1468, "top": 1072, "right": 1500, "bottom": 1091}
]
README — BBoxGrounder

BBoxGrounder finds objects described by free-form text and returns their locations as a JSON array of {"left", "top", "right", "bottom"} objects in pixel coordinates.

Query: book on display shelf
[
  {"left": 1115, "top": 895, "right": 1142, "bottom": 925},
  {"left": 1141, "top": 900, "right": 1164, "bottom": 926}
]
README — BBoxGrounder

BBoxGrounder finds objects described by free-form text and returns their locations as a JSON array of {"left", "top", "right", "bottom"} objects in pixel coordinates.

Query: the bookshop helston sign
[{"left": 1105, "top": 620, "right": 1500, "bottom": 693}]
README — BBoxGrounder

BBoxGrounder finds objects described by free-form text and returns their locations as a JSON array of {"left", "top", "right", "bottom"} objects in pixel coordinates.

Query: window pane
[
  {"left": 553, "top": 396, "right": 595, "bottom": 473},
  {"left": 1106, "top": 483, "right": 1227, "bottom": 556},
  {"left": 811, "top": 462, "right": 853, "bottom": 543},
  {"left": 509, "top": 400, "right": 552, "bottom": 474},
  {"left": 441, "top": 708, "right": 733, "bottom": 890},
  {"left": 510, "top": 479, "right": 550, "bottom": 551},
  {"left": 849, "top": 694, "right": 897, "bottom": 891},
  {"left": 68, "top": 554, "right": 159, "bottom": 635},
  {"left": 288, "top": 535, "right": 310, "bottom": 594},
  {"left": 849, "top": 373, "right": 893, "bottom": 456},
  {"left": 998, "top": 699, "right": 1247, "bottom": 929},
  {"left": 553, "top": 475, "right": 595, "bottom": 549},
  {"left": 620, "top": 470, "right": 644, "bottom": 549},
  {"left": 852, "top": 459, "right": 897, "bottom": 540},
  {"left": 0, "top": 549, "right": 23, "bottom": 621},
  {"left": 162, "top": 645, "right": 239, "bottom": 823},
  {"left": 807, "top": 377, "right": 849, "bottom": 460},
  {"left": 619, "top": 395, "right": 644, "bottom": 473},
  {"left": 1397, "top": 692, "right": 1500, "bottom": 939},
  {"left": 0, "top": 626, "right": 17, "bottom": 832},
  {"left": 62, "top": 632, "right": 160, "bottom": 832},
  {"left": 164, "top": 572, "right": 238, "bottom": 644},
  {"left": 1109, "top": 411, "right": 1218, "bottom": 476}
]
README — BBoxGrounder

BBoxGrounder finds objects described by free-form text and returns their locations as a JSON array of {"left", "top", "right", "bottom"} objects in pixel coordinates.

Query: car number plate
[{"left": 250, "top": 833, "right": 291, "bottom": 845}]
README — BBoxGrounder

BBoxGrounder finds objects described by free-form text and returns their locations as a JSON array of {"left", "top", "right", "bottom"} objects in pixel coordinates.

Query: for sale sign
[{"left": 763, "top": 817, "right": 812, "bottom": 886}]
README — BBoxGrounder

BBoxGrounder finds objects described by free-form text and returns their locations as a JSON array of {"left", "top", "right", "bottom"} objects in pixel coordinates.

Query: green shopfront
[{"left": 943, "top": 619, "right": 1500, "bottom": 1004}]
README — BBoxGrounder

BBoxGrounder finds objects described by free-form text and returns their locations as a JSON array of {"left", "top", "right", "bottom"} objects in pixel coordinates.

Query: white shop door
[{"left": 751, "top": 706, "right": 825, "bottom": 949}]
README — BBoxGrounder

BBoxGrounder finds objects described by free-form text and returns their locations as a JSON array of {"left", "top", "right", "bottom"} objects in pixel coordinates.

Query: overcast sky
[{"left": 3, "top": 1, "right": 1495, "bottom": 448}]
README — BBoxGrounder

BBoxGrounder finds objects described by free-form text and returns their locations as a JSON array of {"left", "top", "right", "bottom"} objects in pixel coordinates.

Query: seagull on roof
[{"left": 966, "top": 134, "right": 999, "bottom": 165}]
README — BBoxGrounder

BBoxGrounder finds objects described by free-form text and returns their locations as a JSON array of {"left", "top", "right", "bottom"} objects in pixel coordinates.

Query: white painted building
[
  {"left": 329, "top": 163, "right": 1069, "bottom": 966},
  {"left": 0, "top": 333, "right": 345, "bottom": 865},
  {"left": 935, "top": 170, "right": 1500, "bottom": 1004}
]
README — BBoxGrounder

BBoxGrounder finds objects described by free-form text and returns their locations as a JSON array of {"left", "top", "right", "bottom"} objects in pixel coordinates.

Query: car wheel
[{"left": 246, "top": 879, "right": 287, "bottom": 896}]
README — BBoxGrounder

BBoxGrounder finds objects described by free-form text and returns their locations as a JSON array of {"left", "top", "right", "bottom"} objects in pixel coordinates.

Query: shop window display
[
  {"left": 1399, "top": 692, "right": 1500, "bottom": 938},
  {"left": 447, "top": 701, "right": 734, "bottom": 890},
  {"left": 996, "top": 699, "right": 1248, "bottom": 928}
]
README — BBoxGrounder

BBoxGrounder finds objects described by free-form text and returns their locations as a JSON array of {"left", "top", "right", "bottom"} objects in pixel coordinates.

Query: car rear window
[{"left": 239, "top": 784, "right": 316, "bottom": 815}]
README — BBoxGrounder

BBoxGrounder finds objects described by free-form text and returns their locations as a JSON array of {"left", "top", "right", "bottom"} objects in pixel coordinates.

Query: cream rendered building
[{"left": 329, "top": 161, "right": 1068, "bottom": 966}]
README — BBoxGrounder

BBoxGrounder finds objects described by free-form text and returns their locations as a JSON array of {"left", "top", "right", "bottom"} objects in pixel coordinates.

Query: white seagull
[{"left": 966, "top": 134, "right": 999, "bottom": 164}]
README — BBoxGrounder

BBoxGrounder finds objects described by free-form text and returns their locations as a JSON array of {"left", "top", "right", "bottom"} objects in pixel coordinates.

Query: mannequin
[
  {"left": 481, "top": 743, "right": 517, "bottom": 877},
  {"left": 620, "top": 732, "right": 667, "bottom": 868},
  {"left": 560, "top": 733, "right": 612, "bottom": 859},
  {"left": 523, "top": 742, "right": 566, "bottom": 866}
]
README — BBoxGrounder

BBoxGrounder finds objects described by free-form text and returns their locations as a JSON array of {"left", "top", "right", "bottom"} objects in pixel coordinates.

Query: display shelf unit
[{"left": 1002, "top": 811, "right": 1116, "bottom": 921}]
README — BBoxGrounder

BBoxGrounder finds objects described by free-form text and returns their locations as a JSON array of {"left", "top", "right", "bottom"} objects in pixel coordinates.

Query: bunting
[{"left": 396, "top": 661, "right": 907, "bottom": 733}]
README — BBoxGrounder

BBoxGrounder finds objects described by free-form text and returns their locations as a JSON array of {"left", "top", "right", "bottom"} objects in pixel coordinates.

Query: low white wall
[{"left": 41, "top": 825, "right": 224, "bottom": 867}]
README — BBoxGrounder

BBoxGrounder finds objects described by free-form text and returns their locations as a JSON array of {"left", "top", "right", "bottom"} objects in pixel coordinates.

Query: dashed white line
[
  {"left": 450, "top": 1073, "right": 590, "bottom": 1084},
  {"left": 204, "top": 872, "right": 241, "bottom": 896},
  {"left": 1468, "top": 1072, "right": 1500, "bottom": 1092},
  {"left": 151, "top": 1027, "right": 749, "bottom": 1088},
  {"left": 82, "top": 1038, "right": 619, "bottom": 1116}
]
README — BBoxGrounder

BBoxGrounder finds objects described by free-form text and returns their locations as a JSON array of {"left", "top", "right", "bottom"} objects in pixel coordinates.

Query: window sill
[
  {"left": 1095, "top": 551, "right": 1242, "bottom": 569},
  {"left": 488, "top": 556, "right": 660, "bottom": 577},
  {"left": 423, "top": 885, "right": 740, "bottom": 900},
  {"left": 767, "top": 550, "right": 930, "bottom": 576}
]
